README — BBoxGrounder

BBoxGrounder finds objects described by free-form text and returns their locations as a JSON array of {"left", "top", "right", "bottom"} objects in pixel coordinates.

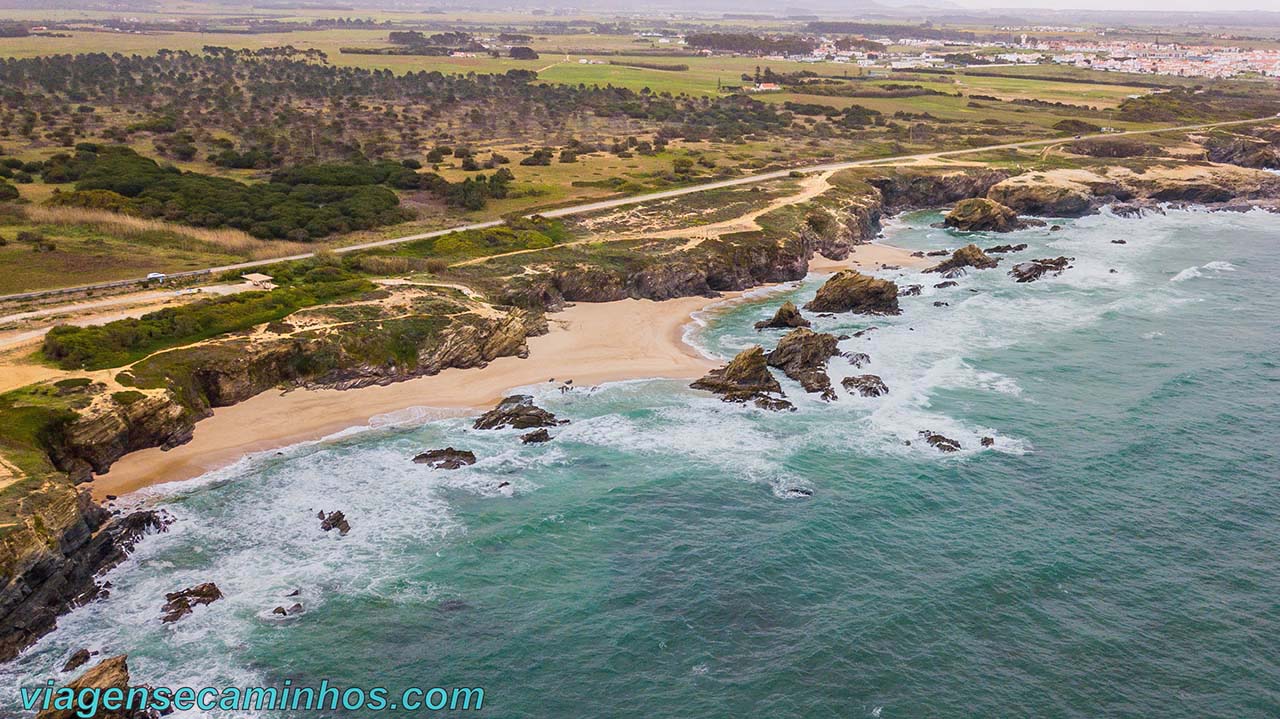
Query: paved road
[{"left": 3, "top": 115, "right": 1274, "bottom": 304}]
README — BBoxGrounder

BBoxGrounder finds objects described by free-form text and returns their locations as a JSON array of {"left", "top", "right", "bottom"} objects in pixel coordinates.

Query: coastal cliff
[{"left": 0, "top": 295, "right": 541, "bottom": 661}]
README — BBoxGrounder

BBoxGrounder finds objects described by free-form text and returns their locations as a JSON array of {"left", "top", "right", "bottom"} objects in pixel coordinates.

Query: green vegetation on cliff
[{"left": 43, "top": 274, "right": 373, "bottom": 370}]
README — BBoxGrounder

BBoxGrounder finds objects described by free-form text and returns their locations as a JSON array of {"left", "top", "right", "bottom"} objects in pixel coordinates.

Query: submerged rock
[
  {"left": 766, "top": 328, "right": 840, "bottom": 401},
  {"left": 981, "top": 436, "right": 995, "bottom": 447},
  {"left": 412, "top": 447, "right": 477, "bottom": 469},
  {"left": 520, "top": 428, "right": 552, "bottom": 444},
  {"left": 933, "top": 281, "right": 958, "bottom": 289},
  {"left": 925, "top": 243, "right": 998, "bottom": 274},
  {"left": 61, "top": 648, "right": 92, "bottom": 673},
  {"left": 919, "top": 431, "right": 962, "bottom": 453},
  {"left": 842, "top": 374, "right": 889, "bottom": 397},
  {"left": 1010, "top": 257, "right": 1073, "bottom": 283},
  {"left": 943, "top": 198, "right": 1028, "bottom": 232},
  {"left": 900, "top": 284, "right": 922, "bottom": 297},
  {"left": 754, "top": 301, "right": 810, "bottom": 330},
  {"left": 691, "top": 346, "right": 792, "bottom": 411},
  {"left": 846, "top": 352, "right": 871, "bottom": 368},
  {"left": 474, "top": 395, "right": 565, "bottom": 430},
  {"left": 318, "top": 510, "right": 350, "bottom": 536},
  {"left": 803, "top": 270, "right": 901, "bottom": 315},
  {"left": 161, "top": 582, "right": 223, "bottom": 623}
]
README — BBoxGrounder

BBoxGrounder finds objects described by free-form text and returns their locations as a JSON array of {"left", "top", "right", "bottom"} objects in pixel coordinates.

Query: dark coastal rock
[
  {"left": 933, "top": 301, "right": 949, "bottom": 307},
  {"left": 520, "top": 428, "right": 552, "bottom": 444},
  {"left": 925, "top": 243, "right": 999, "bottom": 274},
  {"left": 766, "top": 328, "right": 841, "bottom": 401},
  {"left": 981, "top": 436, "right": 995, "bottom": 447},
  {"left": 473, "top": 395, "right": 565, "bottom": 430},
  {"left": 754, "top": 300, "right": 810, "bottom": 330},
  {"left": 919, "top": 431, "right": 962, "bottom": 453},
  {"left": 1010, "top": 257, "right": 1073, "bottom": 283},
  {"left": 690, "top": 346, "right": 792, "bottom": 411},
  {"left": 943, "top": 199, "right": 1028, "bottom": 233},
  {"left": 852, "top": 327, "right": 877, "bottom": 338},
  {"left": 161, "top": 582, "right": 223, "bottom": 623},
  {"left": 846, "top": 352, "right": 871, "bottom": 368},
  {"left": 318, "top": 510, "right": 350, "bottom": 536},
  {"left": 62, "top": 648, "right": 92, "bottom": 673},
  {"left": 412, "top": 448, "right": 476, "bottom": 469},
  {"left": 843, "top": 374, "right": 889, "bottom": 397},
  {"left": 1111, "top": 239, "right": 1127, "bottom": 245},
  {"left": 37, "top": 655, "right": 151, "bottom": 719},
  {"left": 803, "top": 270, "right": 900, "bottom": 315},
  {"left": 900, "top": 284, "right": 922, "bottom": 296},
  {"left": 0, "top": 502, "right": 170, "bottom": 663},
  {"left": 272, "top": 606, "right": 288, "bottom": 616},
  {"left": 933, "top": 281, "right": 958, "bottom": 289},
  {"left": 985, "top": 243, "right": 1027, "bottom": 254}
]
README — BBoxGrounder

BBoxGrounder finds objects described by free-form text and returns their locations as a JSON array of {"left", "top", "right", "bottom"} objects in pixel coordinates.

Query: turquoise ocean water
[{"left": 5, "top": 208, "right": 1279, "bottom": 717}]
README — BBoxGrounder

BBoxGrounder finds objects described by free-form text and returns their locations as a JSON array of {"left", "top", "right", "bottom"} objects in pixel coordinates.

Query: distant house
[{"left": 745, "top": 82, "right": 781, "bottom": 92}]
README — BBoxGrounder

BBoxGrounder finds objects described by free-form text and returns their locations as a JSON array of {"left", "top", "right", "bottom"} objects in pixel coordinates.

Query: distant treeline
[{"left": 685, "top": 33, "right": 817, "bottom": 56}]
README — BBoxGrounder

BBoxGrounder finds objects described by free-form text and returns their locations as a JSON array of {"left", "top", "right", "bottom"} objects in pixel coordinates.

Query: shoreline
[{"left": 91, "top": 242, "right": 925, "bottom": 501}]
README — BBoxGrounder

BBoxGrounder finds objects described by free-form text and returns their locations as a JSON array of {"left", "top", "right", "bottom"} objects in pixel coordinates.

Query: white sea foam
[{"left": 1171, "top": 260, "right": 1236, "bottom": 282}]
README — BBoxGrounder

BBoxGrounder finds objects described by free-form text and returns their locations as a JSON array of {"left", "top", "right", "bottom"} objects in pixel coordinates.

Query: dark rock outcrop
[
  {"left": 985, "top": 243, "right": 1027, "bottom": 254},
  {"left": 0, "top": 505, "right": 166, "bottom": 662},
  {"left": 474, "top": 395, "right": 565, "bottom": 430},
  {"left": 766, "top": 329, "right": 840, "bottom": 401},
  {"left": 925, "top": 243, "right": 998, "bottom": 274},
  {"left": 520, "top": 428, "right": 551, "bottom": 444},
  {"left": 161, "top": 582, "right": 223, "bottom": 623},
  {"left": 62, "top": 648, "right": 92, "bottom": 673},
  {"left": 318, "top": 510, "right": 350, "bottom": 536},
  {"left": 843, "top": 375, "right": 888, "bottom": 397},
  {"left": 1010, "top": 257, "right": 1073, "bottom": 283},
  {"left": 690, "top": 346, "right": 791, "bottom": 411},
  {"left": 754, "top": 301, "right": 810, "bottom": 330},
  {"left": 412, "top": 448, "right": 476, "bottom": 469},
  {"left": 804, "top": 271, "right": 900, "bottom": 315},
  {"left": 900, "top": 284, "right": 922, "bottom": 296},
  {"left": 919, "top": 431, "right": 962, "bottom": 453},
  {"left": 846, "top": 352, "right": 870, "bottom": 368},
  {"left": 943, "top": 198, "right": 1028, "bottom": 233}
]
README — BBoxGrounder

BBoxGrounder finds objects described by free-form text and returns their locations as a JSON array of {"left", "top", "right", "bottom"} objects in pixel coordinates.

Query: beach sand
[{"left": 91, "top": 243, "right": 925, "bottom": 500}]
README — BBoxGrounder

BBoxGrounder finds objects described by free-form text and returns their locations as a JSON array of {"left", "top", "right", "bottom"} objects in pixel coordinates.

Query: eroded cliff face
[
  {"left": 0, "top": 489, "right": 162, "bottom": 663},
  {"left": 0, "top": 302, "right": 542, "bottom": 662},
  {"left": 867, "top": 169, "right": 1013, "bottom": 213},
  {"left": 986, "top": 164, "right": 1280, "bottom": 216}
]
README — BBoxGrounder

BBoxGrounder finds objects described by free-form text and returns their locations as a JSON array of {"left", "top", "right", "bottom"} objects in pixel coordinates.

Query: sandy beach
[{"left": 92, "top": 243, "right": 924, "bottom": 500}]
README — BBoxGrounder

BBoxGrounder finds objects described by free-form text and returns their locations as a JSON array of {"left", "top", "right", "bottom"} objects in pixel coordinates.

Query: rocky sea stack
[
  {"left": 413, "top": 448, "right": 477, "bottom": 469},
  {"left": 1010, "top": 257, "right": 1073, "bottom": 283},
  {"left": 474, "top": 395, "right": 565, "bottom": 430},
  {"left": 943, "top": 198, "right": 1031, "bottom": 233},
  {"left": 691, "top": 346, "right": 792, "bottom": 411},
  {"left": 754, "top": 301, "right": 810, "bottom": 330},
  {"left": 804, "top": 270, "right": 901, "bottom": 315},
  {"left": 766, "top": 328, "right": 841, "bottom": 400},
  {"left": 925, "top": 243, "right": 999, "bottom": 275}
]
